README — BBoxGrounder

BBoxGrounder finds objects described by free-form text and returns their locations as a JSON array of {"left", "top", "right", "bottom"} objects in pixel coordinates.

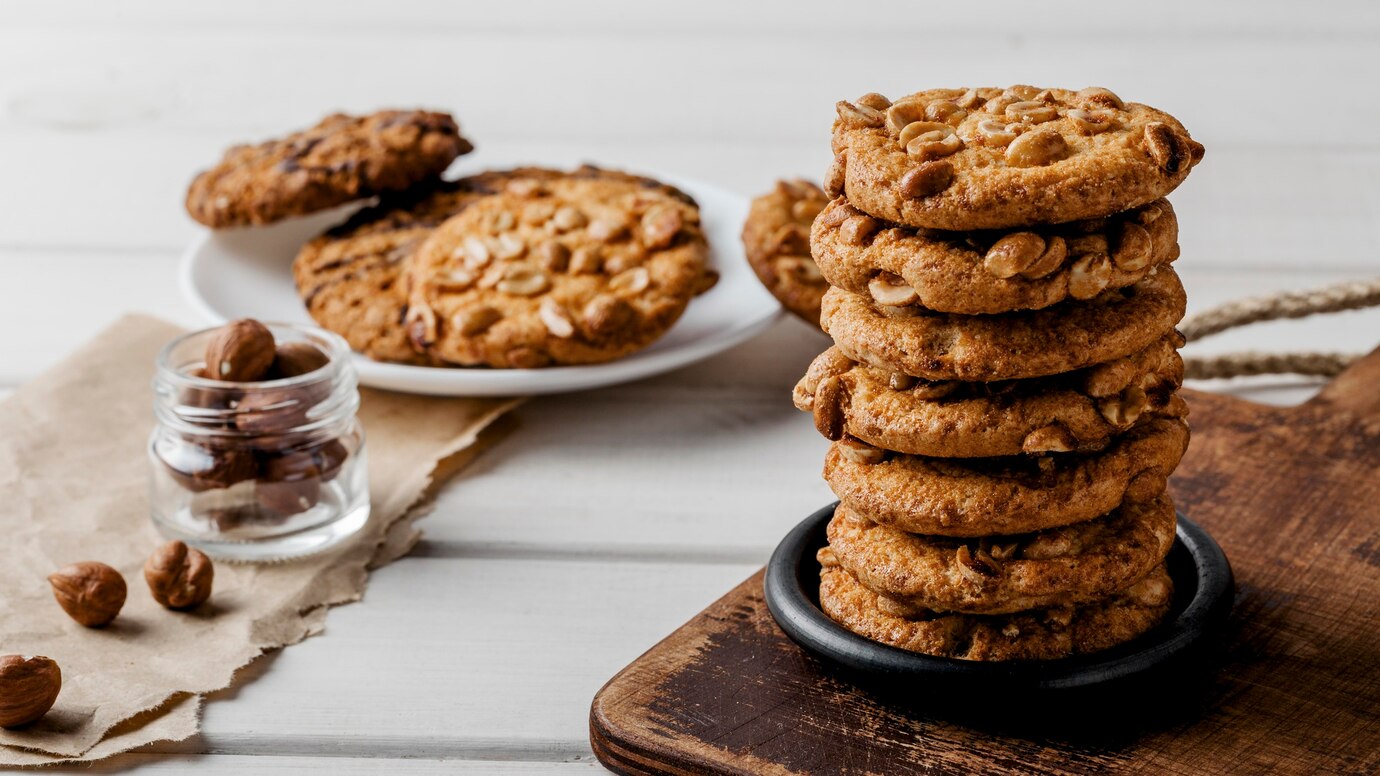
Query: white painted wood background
[{"left": 2, "top": 1, "right": 1378, "bottom": 772}]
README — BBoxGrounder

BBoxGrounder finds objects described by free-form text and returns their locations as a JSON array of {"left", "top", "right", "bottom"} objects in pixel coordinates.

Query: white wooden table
[{"left": 2, "top": 1, "right": 1378, "bottom": 772}]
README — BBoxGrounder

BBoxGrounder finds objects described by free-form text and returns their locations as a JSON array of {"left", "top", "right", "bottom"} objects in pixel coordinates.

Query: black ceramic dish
[{"left": 764, "top": 503, "right": 1233, "bottom": 698}]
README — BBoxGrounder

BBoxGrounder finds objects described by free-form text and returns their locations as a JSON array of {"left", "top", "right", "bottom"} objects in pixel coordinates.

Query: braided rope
[{"left": 1179, "top": 276, "right": 1380, "bottom": 379}]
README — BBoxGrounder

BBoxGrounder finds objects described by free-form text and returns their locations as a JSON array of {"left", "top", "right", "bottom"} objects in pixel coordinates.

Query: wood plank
[
  {"left": 50, "top": 753, "right": 602, "bottom": 773},
  {"left": 154, "top": 556, "right": 758, "bottom": 759},
  {"left": 589, "top": 357, "right": 1380, "bottom": 775}
]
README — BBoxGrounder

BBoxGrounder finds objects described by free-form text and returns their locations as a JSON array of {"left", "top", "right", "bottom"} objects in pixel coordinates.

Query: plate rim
[
  {"left": 179, "top": 169, "right": 784, "bottom": 396},
  {"left": 763, "top": 502, "right": 1234, "bottom": 691}
]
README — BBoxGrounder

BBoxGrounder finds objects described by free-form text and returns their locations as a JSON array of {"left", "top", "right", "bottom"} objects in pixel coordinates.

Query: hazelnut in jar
[{"left": 148, "top": 321, "right": 369, "bottom": 561}]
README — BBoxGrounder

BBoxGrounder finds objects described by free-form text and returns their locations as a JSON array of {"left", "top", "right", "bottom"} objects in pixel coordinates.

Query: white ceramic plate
[{"left": 181, "top": 172, "right": 781, "bottom": 396}]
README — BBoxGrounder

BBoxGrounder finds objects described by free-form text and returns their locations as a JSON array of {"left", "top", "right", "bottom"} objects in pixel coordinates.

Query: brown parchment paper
[{"left": 0, "top": 315, "right": 520, "bottom": 766}]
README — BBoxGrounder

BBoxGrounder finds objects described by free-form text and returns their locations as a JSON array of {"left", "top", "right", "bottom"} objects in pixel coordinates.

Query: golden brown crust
[
  {"left": 824, "top": 418, "right": 1188, "bottom": 537},
  {"left": 817, "top": 562, "right": 1174, "bottom": 661},
  {"left": 741, "top": 180, "right": 831, "bottom": 326},
  {"left": 793, "top": 338, "right": 1186, "bottom": 458},
  {"left": 187, "top": 110, "right": 472, "bottom": 228},
  {"left": 404, "top": 168, "right": 711, "bottom": 368},
  {"left": 812, "top": 198, "right": 1178, "bottom": 314},
  {"left": 831, "top": 86, "right": 1203, "bottom": 230},
  {"left": 827, "top": 495, "right": 1177, "bottom": 615},
  {"left": 293, "top": 169, "right": 559, "bottom": 364},
  {"left": 819, "top": 267, "right": 1186, "bottom": 381}
]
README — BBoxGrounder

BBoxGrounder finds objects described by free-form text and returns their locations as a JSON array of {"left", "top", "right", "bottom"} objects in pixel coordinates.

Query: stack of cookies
[
  {"left": 188, "top": 111, "right": 716, "bottom": 369},
  {"left": 793, "top": 85, "right": 1204, "bottom": 660}
]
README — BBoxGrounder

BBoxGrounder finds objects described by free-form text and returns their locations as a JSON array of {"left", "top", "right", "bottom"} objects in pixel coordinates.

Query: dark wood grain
[{"left": 590, "top": 348, "right": 1380, "bottom": 776}]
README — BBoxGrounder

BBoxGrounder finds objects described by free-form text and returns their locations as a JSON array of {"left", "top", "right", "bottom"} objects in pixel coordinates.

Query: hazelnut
[
  {"left": 0, "top": 655, "right": 61, "bottom": 728},
  {"left": 204, "top": 319, "right": 276, "bottom": 382},
  {"left": 47, "top": 561, "right": 127, "bottom": 627},
  {"left": 270, "top": 342, "right": 328, "bottom": 378},
  {"left": 144, "top": 540, "right": 214, "bottom": 610},
  {"left": 257, "top": 479, "right": 321, "bottom": 517}
]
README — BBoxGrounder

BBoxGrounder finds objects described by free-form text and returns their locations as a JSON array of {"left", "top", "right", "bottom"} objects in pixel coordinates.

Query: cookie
[
  {"left": 794, "top": 336, "right": 1186, "bottom": 458},
  {"left": 828, "top": 86, "right": 1203, "bottom": 231},
  {"left": 405, "top": 168, "right": 714, "bottom": 368},
  {"left": 824, "top": 417, "right": 1187, "bottom": 537},
  {"left": 741, "top": 180, "right": 831, "bottom": 326},
  {"left": 818, "top": 561, "right": 1173, "bottom": 661},
  {"left": 819, "top": 267, "right": 1185, "bottom": 382},
  {"left": 812, "top": 197, "right": 1178, "bottom": 314},
  {"left": 187, "top": 110, "right": 472, "bottom": 228},
  {"left": 293, "top": 169, "right": 565, "bottom": 364},
  {"left": 826, "top": 492, "right": 1176, "bottom": 615}
]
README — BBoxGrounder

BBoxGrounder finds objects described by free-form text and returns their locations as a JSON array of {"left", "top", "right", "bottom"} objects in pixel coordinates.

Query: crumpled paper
[{"left": 0, "top": 315, "right": 519, "bottom": 765}]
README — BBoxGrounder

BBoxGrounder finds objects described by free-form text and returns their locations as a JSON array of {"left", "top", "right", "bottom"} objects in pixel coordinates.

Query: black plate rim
[{"left": 764, "top": 502, "right": 1234, "bottom": 691}]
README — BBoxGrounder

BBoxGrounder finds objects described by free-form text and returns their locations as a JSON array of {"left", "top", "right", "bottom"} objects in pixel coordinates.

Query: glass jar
[{"left": 149, "top": 323, "right": 369, "bottom": 561}]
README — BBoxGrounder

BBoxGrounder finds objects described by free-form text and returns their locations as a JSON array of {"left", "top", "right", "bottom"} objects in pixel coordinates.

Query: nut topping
[
  {"left": 0, "top": 655, "right": 61, "bottom": 728},
  {"left": 1019, "top": 235, "right": 1068, "bottom": 278},
  {"left": 777, "top": 255, "right": 823, "bottom": 282},
  {"left": 1143, "top": 122, "right": 1183, "bottom": 173},
  {"left": 144, "top": 540, "right": 214, "bottom": 610},
  {"left": 839, "top": 214, "right": 881, "bottom": 245},
  {"left": 855, "top": 92, "right": 892, "bottom": 111},
  {"left": 460, "top": 236, "right": 492, "bottom": 269},
  {"left": 1068, "top": 108, "right": 1115, "bottom": 134},
  {"left": 925, "top": 100, "right": 967, "bottom": 125},
  {"left": 1099, "top": 385, "right": 1148, "bottom": 426},
  {"left": 1005, "top": 100, "right": 1057, "bottom": 124},
  {"left": 453, "top": 305, "right": 502, "bottom": 336},
  {"left": 1111, "top": 222, "right": 1153, "bottom": 271},
  {"left": 495, "top": 265, "right": 549, "bottom": 296},
  {"left": 1023, "top": 424, "right": 1076, "bottom": 453},
  {"left": 569, "top": 246, "right": 603, "bottom": 274},
  {"left": 48, "top": 561, "right": 126, "bottom": 627},
  {"left": 491, "top": 232, "right": 526, "bottom": 261},
  {"left": 582, "top": 295, "right": 636, "bottom": 339},
  {"left": 204, "top": 319, "right": 275, "bottom": 382},
  {"left": 551, "top": 206, "right": 587, "bottom": 232},
  {"left": 888, "top": 372, "right": 917, "bottom": 390},
  {"left": 824, "top": 153, "right": 847, "bottom": 198},
  {"left": 975, "top": 119, "right": 1021, "bottom": 147},
  {"left": 1005, "top": 127, "right": 1069, "bottom": 167},
  {"left": 837, "top": 436, "right": 886, "bottom": 465},
  {"left": 836, "top": 100, "right": 884, "bottom": 128},
  {"left": 1068, "top": 253, "right": 1113, "bottom": 299},
  {"left": 955, "top": 545, "right": 1000, "bottom": 583},
  {"left": 983, "top": 232, "right": 1046, "bottom": 278},
  {"left": 640, "top": 205, "right": 684, "bottom": 249},
  {"left": 609, "top": 266, "right": 651, "bottom": 295},
  {"left": 898, "top": 160, "right": 954, "bottom": 198},
  {"left": 534, "top": 241, "right": 571, "bottom": 272},
  {"left": 868, "top": 272, "right": 919, "bottom": 306},
  {"left": 813, "top": 376, "right": 847, "bottom": 440},
  {"left": 538, "top": 298, "right": 575, "bottom": 338},
  {"left": 900, "top": 122, "right": 963, "bottom": 160},
  {"left": 1077, "top": 86, "right": 1124, "bottom": 110},
  {"left": 587, "top": 214, "right": 631, "bottom": 242},
  {"left": 884, "top": 101, "right": 926, "bottom": 134}
]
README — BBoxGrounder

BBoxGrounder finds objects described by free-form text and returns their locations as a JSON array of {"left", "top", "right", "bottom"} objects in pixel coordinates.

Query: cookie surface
[
  {"left": 794, "top": 336, "right": 1186, "bottom": 458},
  {"left": 829, "top": 86, "right": 1203, "bottom": 231},
  {"left": 293, "top": 169, "right": 561, "bottom": 364},
  {"left": 827, "top": 494, "right": 1176, "bottom": 615},
  {"left": 405, "top": 168, "right": 713, "bottom": 368},
  {"left": 187, "top": 110, "right": 472, "bottom": 228},
  {"left": 812, "top": 197, "right": 1178, "bottom": 314},
  {"left": 820, "top": 267, "right": 1185, "bottom": 382},
  {"left": 825, "top": 417, "right": 1188, "bottom": 537},
  {"left": 741, "top": 180, "right": 831, "bottom": 326},
  {"left": 818, "top": 561, "right": 1173, "bottom": 661}
]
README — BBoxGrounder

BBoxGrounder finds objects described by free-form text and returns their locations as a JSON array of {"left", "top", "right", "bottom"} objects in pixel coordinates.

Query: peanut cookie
[
  {"left": 824, "top": 417, "right": 1188, "bottom": 537},
  {"left": 741, "top": 179, "right": 831, "bottom": 326},
  {"left": 812, "top": 198, "right": 1178, "bottom": 314},
  {"left": 820, "top": 267, "right": 1185, "bottom": 382},
  {"left": 827, "top": 493, "right": 1176, "bottom": 615},
  {"left": 794, "top": 336, "right": 1186, "bottom": 458},
  {"left": 293, "top": 169, "right": 564, "bottom": 364},
  {"left": 187, "top": 110, "right": 472, "bottom": 228},
  {"left": 818, "top": 561, "right": 1173, "bottom": 661},
  {"left": 405, "top": 168, "right": 714, "bottom": 368},
  {"left": 828, "top": 86, "right": 1203, "bottom": 231}
]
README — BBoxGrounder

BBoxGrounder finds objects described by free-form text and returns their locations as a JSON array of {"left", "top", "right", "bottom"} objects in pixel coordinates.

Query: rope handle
[{"left": 1179, "top": 276, "right": 1380, "bottom": 379}]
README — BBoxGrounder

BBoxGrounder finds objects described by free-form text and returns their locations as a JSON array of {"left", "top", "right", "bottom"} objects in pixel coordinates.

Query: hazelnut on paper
[
  {"left": 48, "top": 561, "right": 127, "bottom": 627},
  {"left": 144, "top": 540, "right": 214, "bottom": 610},
  {"left": 0, "top": 655, "right": 61, "bottom": 728}
]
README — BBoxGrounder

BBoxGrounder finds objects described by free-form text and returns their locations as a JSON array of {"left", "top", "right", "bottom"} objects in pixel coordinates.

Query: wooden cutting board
[{"left": 590, "top": 348, "right": 1380, "bottom": 776}]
